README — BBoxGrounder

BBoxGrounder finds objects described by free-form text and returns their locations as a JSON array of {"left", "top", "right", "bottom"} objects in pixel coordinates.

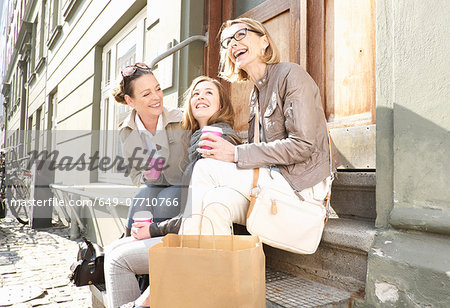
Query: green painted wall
[{"left": 368, "top": 0, "right": 450, "bottom": 306}]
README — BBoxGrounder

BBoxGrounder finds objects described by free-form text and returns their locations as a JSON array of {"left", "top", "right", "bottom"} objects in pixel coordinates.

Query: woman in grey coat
[{"left": 113, "top": 63, "right": 187, "bottom": 236}]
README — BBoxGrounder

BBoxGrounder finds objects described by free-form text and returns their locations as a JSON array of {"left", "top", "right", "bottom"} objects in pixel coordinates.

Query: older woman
[{"left": 181, "top": 17, "right": 337, "bottom": 236}]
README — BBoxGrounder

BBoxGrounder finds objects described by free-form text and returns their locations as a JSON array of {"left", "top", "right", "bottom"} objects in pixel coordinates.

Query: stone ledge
[
  {"left": 323, "top": 218, "right": 376, "bottom": 253},
  {"left": 390, "top": 207, "right": 450, "bottom": 236},
  {"left": 333, "top": 171, "right": 376, "bottom": 187},
  {"left": 364, "top": 230, "right": 450, "bottom": 307}
]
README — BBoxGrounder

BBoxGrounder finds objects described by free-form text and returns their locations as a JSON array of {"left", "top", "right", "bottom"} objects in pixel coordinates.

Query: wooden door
[
  {"left": 205, "top": 0, "right": 304, "bottom": 134},
  {"left": 204, "top": 0, "right": 376, "bottom": 169},
  {"left": 308, "top": 0, "right": 376, "bottom": 169},
  {"left": 231, "top": 0, "right": 305, "bottom": 134}
]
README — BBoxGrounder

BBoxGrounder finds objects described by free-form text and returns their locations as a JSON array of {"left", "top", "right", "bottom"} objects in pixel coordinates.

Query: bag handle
[
  {"left": 80, "top": 237, "right": 104, "bottom": 261},
  {"left": 246, "top": 99, "right": 335, "bottom": 221},
  {"left": 202, "top": 202, "right": 235, "bottom": 250},
  {"left": 180, "top": 214, "right": 216, "bottom": 249},
  {"left": 201, "top": 202, "right": 234, "bottom": 235}
]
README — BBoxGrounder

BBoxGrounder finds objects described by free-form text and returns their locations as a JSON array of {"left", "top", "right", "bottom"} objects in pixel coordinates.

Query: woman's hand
[
  {"left": 197, "top": 133, "right": 236, "bottom": 162},
  {"left": 131, "top": 221, "right": 152, "bottom": 240}
]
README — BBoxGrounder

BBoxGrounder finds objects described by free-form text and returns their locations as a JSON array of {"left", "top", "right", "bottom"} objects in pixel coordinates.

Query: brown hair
[
  {"left": 112, "top": 67, "right": 154, "bottom": 104},
  {"left": 218, "top": 17, "right": 280, "bottom": 82},
  {"left": 182, "top": 76, "right": 234, "bottom": 132}
]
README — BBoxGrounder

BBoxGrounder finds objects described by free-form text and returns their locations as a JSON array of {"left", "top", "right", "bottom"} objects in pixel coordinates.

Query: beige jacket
[
  {"left": 119, "top": 107, "right": 188, "bottom": 186},
  {"left": 236, "top": 62, "right": 338, "bottom": 191}
]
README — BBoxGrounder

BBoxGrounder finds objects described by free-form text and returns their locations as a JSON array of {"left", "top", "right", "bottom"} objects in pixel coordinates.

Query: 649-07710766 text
[{"left": 9, "top": 197, "right": 179, "bottom": 208}]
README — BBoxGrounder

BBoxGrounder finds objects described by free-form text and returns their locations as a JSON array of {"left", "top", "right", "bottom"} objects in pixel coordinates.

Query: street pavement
[{"left": 0, "top": 215, "right": 92, "bottom": 307}]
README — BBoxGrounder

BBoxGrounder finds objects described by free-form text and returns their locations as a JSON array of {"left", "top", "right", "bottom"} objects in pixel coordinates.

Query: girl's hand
[
  {"left": 197, "top": 133, "right": 236, "bottom": 162},
  {"left": 131, "top": 221, "right": 152, "bottom": 240}
]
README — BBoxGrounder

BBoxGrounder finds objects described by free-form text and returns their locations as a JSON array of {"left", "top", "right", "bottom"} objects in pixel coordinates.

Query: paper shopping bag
[{"left": 148, "top": 233, "right": 266, "bottom": 308}]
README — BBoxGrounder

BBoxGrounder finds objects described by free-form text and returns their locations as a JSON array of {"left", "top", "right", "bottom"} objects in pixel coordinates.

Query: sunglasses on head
[{"left": 121, "top": 62, "right": 151, "bottom": 78}]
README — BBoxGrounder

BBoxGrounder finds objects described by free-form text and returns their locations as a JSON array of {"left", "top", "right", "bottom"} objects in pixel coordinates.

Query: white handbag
[{"left": 245, "top": 100, "right": 334, "bottom": 254}]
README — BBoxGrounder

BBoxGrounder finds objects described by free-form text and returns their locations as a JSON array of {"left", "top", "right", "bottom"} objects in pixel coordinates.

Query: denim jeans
[{"left": 126, "top": 184, "right": 182, "bottom": 229}]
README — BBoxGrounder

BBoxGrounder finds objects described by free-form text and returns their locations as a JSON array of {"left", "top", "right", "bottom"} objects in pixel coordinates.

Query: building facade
[
  {"left": 0, "top": 0, "right": 10, "bottom": 144},
  {"left": 1, "top": 0, "right": 449, "bottom": 307}
]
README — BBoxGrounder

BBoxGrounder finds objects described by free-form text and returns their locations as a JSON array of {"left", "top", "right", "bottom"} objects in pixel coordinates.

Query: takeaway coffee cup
[
  {"left": 134, "top": 218, "right": 153, "bottom": 224},
  {"left": 133, "top": 212, "right": 153, "bottom": 224},
  {"left": 201, "top": 126, "right": 223, "bottom": 150},
  {"left": 143, "top": 158, "right": 164, "bottom": 180}
]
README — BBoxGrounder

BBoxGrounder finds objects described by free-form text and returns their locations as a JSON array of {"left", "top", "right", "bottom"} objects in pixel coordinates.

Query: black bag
[{"left": 69, "top": 237, "right": 105, "bottom": 286}]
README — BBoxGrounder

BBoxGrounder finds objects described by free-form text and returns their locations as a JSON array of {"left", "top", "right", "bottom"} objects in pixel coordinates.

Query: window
[
  {"left": 35, "top": 0, "right": 47, "bottom": 70},
  {"left": 50, "top": 0, "right": 60, "bottom": 32},
  {"left": 105, "top": 50, "right": 111, "bottom": 85},
  {"left": 27, "top": 115, "right": 33, "bottom": 155},
  {"left": 35, "top": 107, "right": 42, "bottom": 152},
  {"left": 15, "top": 72, "right": 20, "bottom": 106},
  {"left": 47, "top": 0, "right": 62, "bottom": 49},
  {"left": 62, "top": 0, "right": 80, "bottom": 21},
  {"left": 30, "top": 18, "right": 37, "bottom": 73},
  {"left": 47, "top": 91, "right": 57, "bottom": 150},
  {"left": 11, "top": 73, "right": 15, "bottom": 109},
  {"left": 99, "top": 9, "right": 146, "bottom": 184}
]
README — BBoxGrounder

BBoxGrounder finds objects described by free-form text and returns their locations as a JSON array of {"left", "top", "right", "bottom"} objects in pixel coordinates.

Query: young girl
[
  {"left": 149, "top": 76, "right": 242, "bottom": 236},
  {"left": 105, "top": 75, "right": 240, "bottom": 308}
]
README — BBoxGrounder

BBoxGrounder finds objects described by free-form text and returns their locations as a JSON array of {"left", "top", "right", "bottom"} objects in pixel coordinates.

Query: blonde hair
[
  {"left": 182, "top": 76, "right": 234, "bottom": 132},
  {"left": 218, "top": 17, "right": 280, "bottom": 82}
]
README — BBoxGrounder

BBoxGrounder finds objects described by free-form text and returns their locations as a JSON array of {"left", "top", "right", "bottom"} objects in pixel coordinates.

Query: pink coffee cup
[
  {"left": 201, "top": 126, "right": 223, "bottom": 150},
  {"left": 143, "top": 158, "right": 164, "bottom": 180},
  {"left": 134, "top": 218, "right": 153, "bottom": 223},
  {"left": 133, "top": 212, "right": 153, "bottom": 224}
]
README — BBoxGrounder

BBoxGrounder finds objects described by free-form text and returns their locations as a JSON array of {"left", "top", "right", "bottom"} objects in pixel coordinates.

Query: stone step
[
  {"left": 331, "top": 171, "right": 376, "bottom": 220},
  {"left": 265, "top": 218, "right": 376, "bottom": 293}
]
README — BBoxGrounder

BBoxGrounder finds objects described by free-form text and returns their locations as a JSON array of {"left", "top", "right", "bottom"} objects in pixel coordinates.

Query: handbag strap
[
  {"left": 247, "top": 98, "right": 261, "bottom": 219},
  {"left": 247, "top": 168, "right": 260, "bottom": 218},
  {"left": 323, "top": 130, "right": 334, "bottom": 224},
  {"left": 328, "top": 131, "right": 334, "bottom": 179},
  {"left": 246, "top": 97, "right": 335, "bottom": 222}
]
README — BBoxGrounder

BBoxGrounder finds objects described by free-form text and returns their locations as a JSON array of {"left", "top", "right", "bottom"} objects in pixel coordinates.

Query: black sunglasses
[
  {"left": 121, "top": 62, "right": 152, "bottom": 78},
  {"left": 220, "top": 27, "right": 261, "bottom": 49}
]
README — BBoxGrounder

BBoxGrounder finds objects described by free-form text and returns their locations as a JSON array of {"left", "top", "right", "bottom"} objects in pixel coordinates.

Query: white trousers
[
  {"left": 104, "top": 236, "right": 163, "bottom": 307},
  {"left": 181, "top": 158, "right": 331, "bottom": 235}
]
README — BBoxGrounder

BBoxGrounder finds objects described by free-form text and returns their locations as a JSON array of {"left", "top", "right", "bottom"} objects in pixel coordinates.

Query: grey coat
[{"left": 118, "top": 108, "right": 188, "bottom": 186}]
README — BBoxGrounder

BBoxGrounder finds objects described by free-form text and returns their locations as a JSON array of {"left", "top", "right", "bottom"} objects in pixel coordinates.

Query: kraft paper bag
[{"left": 148, "top": 233, "right": 266, "bottom": 308}]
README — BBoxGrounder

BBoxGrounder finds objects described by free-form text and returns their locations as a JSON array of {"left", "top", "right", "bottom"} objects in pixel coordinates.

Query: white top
[{"left": 135, "top": 113, "right": 164, "bottom": 155}]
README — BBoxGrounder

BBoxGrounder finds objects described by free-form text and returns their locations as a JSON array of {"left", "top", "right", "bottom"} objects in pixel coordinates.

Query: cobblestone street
[{"left": 0, "top": 215, "right": 92, "bottom": 307}]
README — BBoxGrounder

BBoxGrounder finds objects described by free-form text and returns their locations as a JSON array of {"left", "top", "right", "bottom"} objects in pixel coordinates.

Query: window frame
[{"left": 98, "top": 9, "right": 146, "bottom": 184}]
